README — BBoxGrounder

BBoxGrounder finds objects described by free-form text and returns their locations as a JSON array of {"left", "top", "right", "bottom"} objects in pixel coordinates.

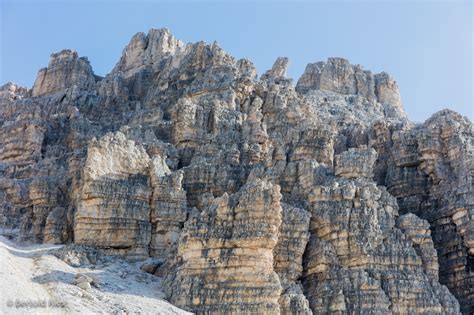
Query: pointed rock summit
[
  {"left": 112, "top": 28, "right": 186, "bottom": 76},
  {"left": 262, "top": 57, "right": 289, "bottom": 79},
  {"left": 32, "top": 49, "right": 97, "bottom": 97}
]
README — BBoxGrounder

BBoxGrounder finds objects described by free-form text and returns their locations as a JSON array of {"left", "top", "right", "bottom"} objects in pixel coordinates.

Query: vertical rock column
[
  {"left": 74, "top": 132, "right": 152, "bottom": 259},
  {"left": 165, "top": 178, "right": 283, "bottom": 314},
  {"left": 273, "top": 203, "right": 312, "bottom": 314},
  {"left": 383, "top": 110, "right": 473, "bottom": 313},
  {"left": 149, "top": 156, "right": 188, "bottom": 258},
  {"left": 302, "top": 147, "right": 460, "bottom": 314}
]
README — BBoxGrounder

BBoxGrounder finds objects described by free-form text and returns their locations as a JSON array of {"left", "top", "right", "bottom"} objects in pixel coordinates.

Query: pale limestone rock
[
  {"left": 274, "top": 204, "right": 312, "bottom": 314},
  {"left": 296, "top": 57, "right": 407, "bottom": 119},
  {"left": 397, "top": 213, "right": 439, "bottom": 279},
  {"left": 77, "top": 281, "right": 92, "bottom": 291},
  {"left": 74, "top": 131, "right": 153, "bottom": 259},
  {"left": 0, "top": 28, "right": 469, "bottom": 315},
  {"left": 32, "top": 49, "right": 97, "bottom": 97},
  {"left": 261, "top": 57, "right": 290, "bottom": 81},
  {"left": 164, "top": 178, "right": 283, "bottom": 314},
  {"left": 374, "top": 72, "right": 405, "bottom": 119},
  {"left": 149, "top": 167, "right": 187, "bottom": 258},
  {"left": 82, "top": 131, "right": 151, "bottom": 181},
  {"left": 380, "top": 109, "right": 474, "bottom": 313},
  {"left": 0, "top": 82, "right": 29, "bottom": 100},
  {"left": 335, "top": 146, "right": 378, "bottom": 178},
  {"left": 112, "top": 28, "right": 186, "bottom": 78},
  {"left": 304, "top": 177, "right": 460, "bottom": 314}
]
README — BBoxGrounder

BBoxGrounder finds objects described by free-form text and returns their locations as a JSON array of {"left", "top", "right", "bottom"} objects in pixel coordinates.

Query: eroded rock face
[
  {"left": 302, "top": 149, "right": 460, "bottom": 314},
  {"left": 296, "top": 58, "right": 407, "bottom": 119},
  {"left": 335, "top": 146, "right": 378, "bottom": 178},
  {"left": 304, "top": 177, "right": 459, "bottom": 314},
  {"left": 149, "top": 163, "right": 187, "bottom": 258},
  {"left": 74, "top": 131, "right": 188, "bottom": 260},
  {"left": 274, "top": 204, "right": 312, "bottom": 314},
  {"left": 74, "top": 132, "right": 152, "bottom": 259},
  {"left": 1, "top": 28, "right": 471, "bottom": 314},
  {"left": 32, "top": 50, "right": 97, "bottom": 97},
  {"left": 378, "top": 110, "right": 474, "bottom": 313},
  {"left": 164, "top": 178, "right": 283, "bottom": 314}
]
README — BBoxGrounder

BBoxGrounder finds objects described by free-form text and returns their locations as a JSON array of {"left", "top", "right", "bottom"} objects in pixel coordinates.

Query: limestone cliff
[{"left": 1, "top": 28, "right": 472, "bottom": 314}]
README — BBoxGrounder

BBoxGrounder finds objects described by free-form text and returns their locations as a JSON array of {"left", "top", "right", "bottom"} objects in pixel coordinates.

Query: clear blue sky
[{"left": 1, "top": 0, "right": 472, "bottom": 122}]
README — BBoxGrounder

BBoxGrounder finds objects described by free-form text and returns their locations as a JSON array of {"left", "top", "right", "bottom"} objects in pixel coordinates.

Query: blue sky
[{"left": 1, "top": 0, "right": 472, "bottom": 122}]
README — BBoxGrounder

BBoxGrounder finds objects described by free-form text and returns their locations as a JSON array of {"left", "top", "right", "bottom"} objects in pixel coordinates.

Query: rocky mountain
[{"left": 0, "top": 28, "right": 472, "bottom": 314}]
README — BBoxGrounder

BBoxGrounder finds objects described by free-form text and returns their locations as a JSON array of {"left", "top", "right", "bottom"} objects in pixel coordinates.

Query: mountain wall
[{"left": 1, "top": 28, "right": 472, "bottom": 314}]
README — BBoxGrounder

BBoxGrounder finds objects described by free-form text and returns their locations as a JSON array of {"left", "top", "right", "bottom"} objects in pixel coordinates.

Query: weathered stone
[
  {"left": 164, "top": 178, "right": 283, "bottom": 314},
  {"left": 264, "top": 57, "right": 289, "bottom": 78},
  {"left": 140, "top": 258, "right": 165, "bottom": 274},
  {"left": 0, "top": 28, "right": 470, "bottom": 314},
  {"left": 32, "top": 49, "right": 97, "bottom": 97},
  {"left": 296, "top": 58, "right": 407, "bottom": 119},
  {"left": 303, "top": 177, "right": 459, "bottom": 314},
  {"left": 149, "top": 161, "right": 187, "bottom": 258},
  {"left": 335, "top": 146, "right": 377, "bottom": 179},
  {"left": 77, "top": 281, "right": 92, "bottom": 291},
  {"left": 379, "top": 109, "right": 474, "bottom": 313},
  {"left": 274, "top": 204, "right": 312, "bottom": 314},
  {"left": 74, "top": 131, "right": 152, "bottom": 259}
]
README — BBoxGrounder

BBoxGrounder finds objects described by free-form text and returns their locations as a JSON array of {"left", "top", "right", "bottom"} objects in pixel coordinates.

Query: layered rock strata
[
  {"left": 1, "top": 28, "right": 472, "bottom": 314},
  {"left": 164, "top": 178, "right": 283, "bottom": 314},
  {"left": 74, "top": 132, "right": 153, "bottom": 258},
  {"left": 378, "top": 110, "right": 474, "bottom": 313},
  {"left": 303, "top": 148, "right": 459, "bottom": 314},
  {"left": 273, "top": 203, "right": 312, "bottom": 314},
  {"left": 296, "top": 57, "right": 406, "bottom": 119},
  {"left": 32, "top": 49, "right": 98, "bottom": 97}
]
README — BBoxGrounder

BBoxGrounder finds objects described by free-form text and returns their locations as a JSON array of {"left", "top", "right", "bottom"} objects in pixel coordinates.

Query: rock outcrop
[
  {"left": 1, "top": 28, "right": 472, "bottom": 314},
  {"left": 335, "top": 146, "right": 378, "bottom": 178},
  {"left": 379, "top": 110, "right": 474, "bottom": 313},
  {"left": 74, "top": 132, "right": 153, "bottom": 259},
  {"left": 274, "top": 203, "right": 312, "bottom": 314},
  {"left": 32, "top": 49, "right": 97, "bottom": 97},
  {"left": 164, "top": 178, "right": 283, "bottom": 314},
  {"left": 296, "top": 57, "right": 407, "bottom": 119},
  {"left": 303, "top": 148, "right": 459, "bottom": 314}
]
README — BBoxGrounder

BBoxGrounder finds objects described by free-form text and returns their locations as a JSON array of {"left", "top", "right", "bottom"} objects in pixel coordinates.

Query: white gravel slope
[{"left": 0, "top": 236, "right": 190, "bottom": 314}]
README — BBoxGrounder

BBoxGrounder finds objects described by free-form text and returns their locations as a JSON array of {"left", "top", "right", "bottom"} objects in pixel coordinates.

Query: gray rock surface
[
  {"left": 32, "top": 49, "right": 97, "bottom": 97},
  {"left": 296, "top": 57, "right": 407, "bottom": 119},
  {"left": 1, "top": 28, "right": 472, "bottom": 314}
]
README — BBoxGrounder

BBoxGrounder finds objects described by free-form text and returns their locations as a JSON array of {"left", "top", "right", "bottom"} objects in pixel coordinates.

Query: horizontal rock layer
[{"left": 1, "top": 28, "right": 472, "bottom": 314}]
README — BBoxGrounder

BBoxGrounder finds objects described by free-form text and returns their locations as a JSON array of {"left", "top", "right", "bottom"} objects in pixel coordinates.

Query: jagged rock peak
[
  {"left": 32, "top": 49, "right": 97, "bottom": 97},
  {"left": 296, "top": 57, "right": 407, "bottom": 120},
  {"left": 423, "top": 108, "right": 473, "bottom": 128},
  {"left": 261, "top": 56, "right": 289, "bottom": 79},
  {"left": 112, "top": 28, "right": 186, "bottom": 76},
  {"left": 0, "top": 82, "right": 29, "bottom": 99}
]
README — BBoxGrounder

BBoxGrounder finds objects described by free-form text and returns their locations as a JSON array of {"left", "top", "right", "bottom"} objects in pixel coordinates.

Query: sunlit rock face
[
  {"left": 377, "top": 110, "right": 474, "bottom": 314},
  {"left": 32, "top": 49, "right": 98, "bottom": 97},
  {"left": 1, "top": 28, "right": 472, "bottom": 314},
  {"left": 302, "top": 148, "right": 459, "bottom": 314},
  {"left": 164, "top": 178, "right": 283, "bottom": 314},
  {"left": 74, "top": 131, "right": 153, "bottom": 259},
  {"left": 296, "top": 57, "right": 407, "bottom": 120}
]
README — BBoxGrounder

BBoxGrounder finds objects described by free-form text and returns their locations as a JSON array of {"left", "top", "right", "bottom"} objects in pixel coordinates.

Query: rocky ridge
[{"left": 1, "top": 28, "right": 472, "bottom": 314}]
